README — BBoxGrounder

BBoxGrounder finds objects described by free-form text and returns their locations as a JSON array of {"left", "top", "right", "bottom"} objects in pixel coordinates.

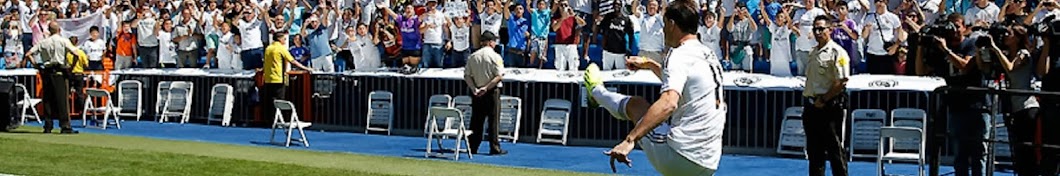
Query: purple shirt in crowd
[
  {"left": 831, "top": 19, "right": 859, "bottom": 61},
  {"left": 396, "top": 15, "right": 422, "bottom": 51}
]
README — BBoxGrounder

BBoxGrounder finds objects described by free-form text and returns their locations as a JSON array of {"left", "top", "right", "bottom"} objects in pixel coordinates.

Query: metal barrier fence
[{"left": 0, "top": 72, "right": 945, "bottom": 157}]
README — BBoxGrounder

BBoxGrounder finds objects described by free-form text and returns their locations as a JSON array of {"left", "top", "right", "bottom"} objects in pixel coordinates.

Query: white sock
[{"left": 591, "top": 84, "right": 630, "bottom": 121}]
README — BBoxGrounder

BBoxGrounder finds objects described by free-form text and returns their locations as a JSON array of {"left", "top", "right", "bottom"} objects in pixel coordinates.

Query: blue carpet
[{"left": 48, "top": 121, "right": 1011, "bottom": 176}]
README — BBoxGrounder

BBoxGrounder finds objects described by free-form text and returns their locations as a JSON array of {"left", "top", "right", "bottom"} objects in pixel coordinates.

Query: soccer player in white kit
[{"left": 588, "top": 0, "right": 726, "bottom": 175}]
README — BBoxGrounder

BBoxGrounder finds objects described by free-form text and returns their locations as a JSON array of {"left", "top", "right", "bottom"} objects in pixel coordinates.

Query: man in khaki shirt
[
  {"left": 802, "top": 16, "right": 851, "bottom": 176},
  {"left": 463, "top": 31, "right": 507, "bottom": 155},
  {"left": 24, "top": 22, "right": 82, "bottom": 134}
]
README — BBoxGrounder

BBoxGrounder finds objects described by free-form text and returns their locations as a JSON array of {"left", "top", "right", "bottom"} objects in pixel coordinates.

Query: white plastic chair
[
  {"left": 207, "top": 84, "right": 235, "bottom": 126},
  {"left": 890, "top": 108, "right": 927, "bottom": 152},
  {"left": 154, "top": 81, "right": 172, "bottom": 120},
  {"left": 81, "top": 88, "right": 121, "bottom": 129},
  {"left": 423, "top": 94, "right": 452, "bottom": 135},
  {"left": 14, "top": 84, "right": 41, "bottom": 125},
  {"left": 270, "top": 100, "right": 312, "bottom": 147},
  {"left": 159, "top": 81, "right": 193, "bottom": 124},
  {"left": 877, "top": 126, "right": 925, "bottom": 176},
  {"left": 499, "top": 96, "right": 522, "bottom": 143},
  {"left": 452, "top": 96, "right": 473, "bottom": 129},
  {"left": 537, "top": 99, "right": 571, "bottom": 145},
  {"left": 777, "top": 107, "right": 807, "bottom": 156},
  {"left": 851, "top": 109, "right": 888, "bottom": 160},
  {"left": 425, "top": 107, "right": 474, "bottom": 160},
  {"left": 116, "top": 80, "right": 142, "bottom": 121},
  {"left": 365, "top": 91, "right": 393, "bottom": 135}
]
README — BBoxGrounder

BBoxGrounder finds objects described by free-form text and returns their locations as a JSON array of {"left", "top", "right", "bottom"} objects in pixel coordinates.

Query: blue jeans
[
  {"left": 421, "top": 44, "right": 444, "bottom": 68},
  {"left": 948, "top": 107, "right": 991, "bottom": 176}
]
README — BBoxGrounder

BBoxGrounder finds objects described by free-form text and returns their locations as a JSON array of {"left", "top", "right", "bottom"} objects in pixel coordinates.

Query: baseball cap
[{"left": 481, "top": 31, "right": 498, "bottom": 42}]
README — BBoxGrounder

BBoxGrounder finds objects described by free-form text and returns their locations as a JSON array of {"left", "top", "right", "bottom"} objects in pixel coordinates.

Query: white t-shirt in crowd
[
  {"left": 238, "top": 19, "right": 266, "bottom": 51},
  {"left": 80, "top": 39, "right": 106, "bottom": 61},
  {"left": 795, "top": 8, "right": 827, "bottom": 51},
  {"left": 659, "top": 39, "right": 726, "bottom": 170},
  {"left": 202, "top": 10, "right": 221, "bottom": 36},
  {"left": 480, "top": 13, "right": 503, "bottom": 35},
  {"left": 137, "top": 18, "right": 160, "bottom": 47},
  {"left": 769, "top": 23, "right": 793, "bottom": 77},
  {"left": 638, "top": 14, "right": 665, "bottom": 52},
  {"left": 450, "top": 24, "right": 471, "bottom": 51},
  {"left": 158, "top": 31, "right": 176, "bottom": 64},
  {"left": 18, "top": 1, "right": 35, "bottom": 33},
  {"left": 4, "top": 31, "right": 22, "bottom": 55},
  {"left": 218, "top": 33, "right": 235, "bottom": 64},
  {"left": 918, "top": 0, "right": 943, "bottom": 23},
  {"left": 865, "top": 12, "right": 901, "bottom": 55},
  {"left": 698, "top": 25, "right": 722, "bottom": 59},
  {"left": 570, "top": 0, "right": 592, "bottom": 14},
  {"left": 354, "top": 34, "right": 381, "bottom": 71},
  {"left": 422, "top": 11, "right": 446, "bottom": 45},
  {"left": 175, "top": 19, "right": 200, "bottom": 51},
  {"left": 964, "top": 3, "right": 1000, "bottom": 25}
]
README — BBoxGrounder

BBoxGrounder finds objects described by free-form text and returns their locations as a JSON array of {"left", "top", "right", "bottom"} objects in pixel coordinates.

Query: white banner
[
  {"left": 57, "top": 11, "right": 105, "bottom": 46},
  {"left": 444, "top": 0, "right": 470, "bottom": 17}
]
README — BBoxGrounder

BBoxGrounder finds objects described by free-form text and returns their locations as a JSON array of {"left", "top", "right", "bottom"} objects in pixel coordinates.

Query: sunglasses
[{"left": 813, "top": 27, "right": 828, "bottom": 32}]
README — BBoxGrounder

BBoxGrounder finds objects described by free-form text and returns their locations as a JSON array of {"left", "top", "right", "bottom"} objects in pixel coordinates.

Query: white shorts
[
  {"left": 640, "top": 137, "right": 717, "bottom": 176},
  {"left": 312, "top": 55, "right": 335, "bottom": 72},
  {"left": 601, "top": 51, "right": 626, "bottom": 71}
]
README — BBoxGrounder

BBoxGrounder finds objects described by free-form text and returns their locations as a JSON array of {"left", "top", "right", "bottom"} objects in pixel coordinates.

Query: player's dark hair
[
  {"left": 89, "top": 26, "right": 99, "bottom": 33},
  {"left": 665, "top": 0, "right": 699, "bottom": 34}
]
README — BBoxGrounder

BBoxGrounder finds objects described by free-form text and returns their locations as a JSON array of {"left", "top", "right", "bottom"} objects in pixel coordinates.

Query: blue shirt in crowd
[
  {"left": 530, "top": 9, "right": 551, "bottom": 38},
  {"left": 305, "top": 27, "right": 333, "bottom": 59},
  {"left": 508, "top": 16, "right": 530, "bottom": 50},
  {"left": 290, "top": 46, "right": 310, "bottom": 65}
]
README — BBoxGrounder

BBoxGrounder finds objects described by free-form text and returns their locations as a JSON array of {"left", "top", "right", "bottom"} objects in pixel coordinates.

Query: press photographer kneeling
[{"left": 914, "top": 14, "right": 993, "bottom": 176}]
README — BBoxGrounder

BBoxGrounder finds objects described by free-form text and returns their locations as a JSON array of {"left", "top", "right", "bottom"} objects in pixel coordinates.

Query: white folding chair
[
  {"left": 499, "top": 96, "right": 522, "bottom": 143},
  {"left": 851, "top": 109, "right": 888, "bottom": 160},
  {"left": 877, "top": 126, "right": 925, "bottom": 176},
  {"left": 207, "top": 84, "right": 235, "bottom": 126},
  {"left": 117, "top": 80, "right": 143, "bottom": 121},
  {"left": 270, "top": 100, "right": 312, "bottom": 147},
  {"left": 537, "top": 99, "right": 571, "bottom": 145},
  {"left": 159, "top": 82, "right": 193, "bottom": 124},
  {"left": 891, "top": 108, "right": 927, "bottom": 153},
  {"left": 14, "top": 84, "right": 41, "bottom": 125},
  {"left": 423, "top": 94, "right": 452, "bottom": 135},
  {"left": 452, "top": 96, "right": 473, "bottom": 129},
  {"left": 425, "top": 107, "right": 474, "bottom": 160},
  {"left": 154, "top": 81, "right": 172, "bottom": 120},
  {"left": 81, "top": 88, "right": 122, "bottom": 129},
  {"left": 777, "top": 107, "right": 807, "bottom": 156},
  {"left": 365, "top": 91, "right": 394, "bottom": 135}
]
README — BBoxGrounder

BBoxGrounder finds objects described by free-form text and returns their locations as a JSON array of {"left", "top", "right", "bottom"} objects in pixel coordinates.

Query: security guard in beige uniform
[
  {"left": 802, "top": 15, "right": 851, "bottom": 176},
  {"left": 25, "top": 22, "right": 82, "bottom": 134}
]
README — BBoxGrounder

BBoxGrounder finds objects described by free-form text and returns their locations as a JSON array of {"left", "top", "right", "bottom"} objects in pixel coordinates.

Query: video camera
[
  {"left": 1031, "top": 14, "right": 1060, "bottom": 37},
  {"left": 917, "top": 18, "right": 959, "bottom": 71}
]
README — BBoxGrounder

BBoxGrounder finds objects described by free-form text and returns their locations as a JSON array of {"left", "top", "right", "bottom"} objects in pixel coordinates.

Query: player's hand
[
  {"left": 604, "top": 139, "right": 635, "bottom": 173},
  {"left": 625, "top": 56, "right": 652, "bottom": 70}
]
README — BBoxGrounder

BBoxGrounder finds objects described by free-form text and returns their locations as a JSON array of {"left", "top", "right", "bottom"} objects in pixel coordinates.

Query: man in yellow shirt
[
  {"left": 261, "top": 32, "right": 312, "bottom": 123},
  {"left": 65, "top": 41, "right": 89, "bottom": 116}
]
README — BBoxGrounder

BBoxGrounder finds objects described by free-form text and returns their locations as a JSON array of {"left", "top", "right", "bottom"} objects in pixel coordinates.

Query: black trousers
[
  {"left": 70, "top": 74, "right": 85, "bottom": 115},
  {"left": 469, "top": 88, "right": 501, "bottom": 153},
  {"left": 1042, "top": 74, "right": 1060, "bottom": 175},
  {"left": 1004, "top": 107, "right": 1039, "bottom": 176},
  {"left": 866, "top": 53, "right": 896, "bottom": 75},
  {"left": 40, "top": 69, "right": 71, "bottom": 130},
  {"left": 260, "top": 83, "right": 286, "bottom": 124},
  {"left": 802, "top": 98, "right": 848, "bottom": 176}
]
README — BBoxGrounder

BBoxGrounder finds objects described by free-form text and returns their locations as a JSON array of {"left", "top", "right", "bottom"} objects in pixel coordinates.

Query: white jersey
[
  {"left": 80, "top": 39, "right": 106, "bottom": 61},
  {"left": 158, "top": 31, "right": 176, "bottom": 64},
  {"left": 659, "top": 39, "right": 726, "bottom": 170}
]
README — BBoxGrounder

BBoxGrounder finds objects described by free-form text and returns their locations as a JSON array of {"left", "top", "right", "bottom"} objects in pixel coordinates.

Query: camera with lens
[
  {"left": 918, "top": 19, "right": 959, "bottom": 71},
  {"left": 972, "top": 24, "right": 1010, "bottom": 49},
  {"left": 1031, "top": 14, "right": 1060, "bottom": 37}
]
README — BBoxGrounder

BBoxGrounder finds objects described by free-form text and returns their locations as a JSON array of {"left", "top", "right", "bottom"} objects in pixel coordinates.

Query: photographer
[
  {"left": 915, "top": 14, "right": 992, "bottom": 176},
  {"left": 983, "top": 24, "right": 1041, "bottom": 176},
  {"left": 1037, "top": 15, "right": 1060, "bottom": 176}
]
